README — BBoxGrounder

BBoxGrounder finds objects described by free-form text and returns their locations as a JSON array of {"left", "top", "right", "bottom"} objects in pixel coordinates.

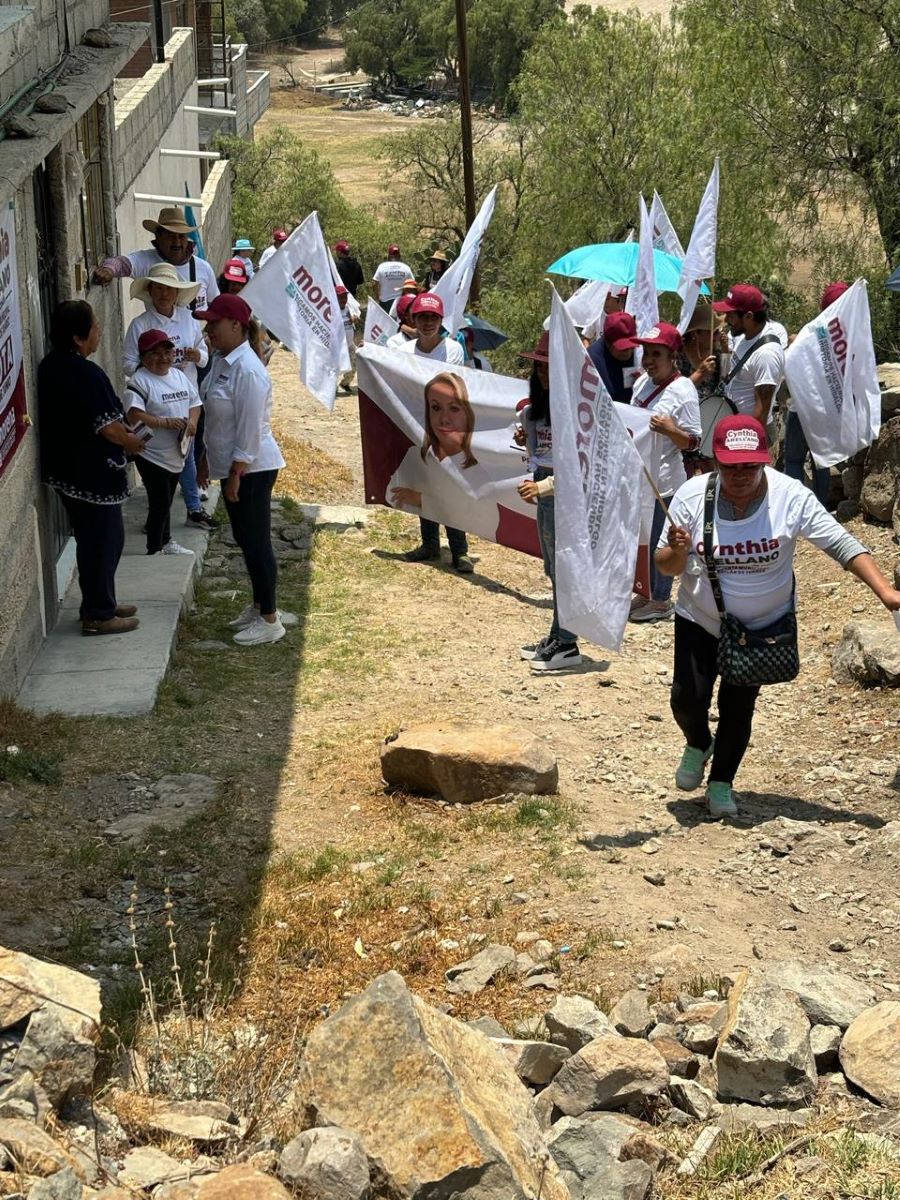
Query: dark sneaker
[
  {"left": 453, "top": 554, "right": 475, "bottom": 574},
  {"left": 530, "top": 639, "right": 582, "bottom": 671},
  {"left": 82, "top": 616, "right": 139, "bottom": 636},
  {"left": 403, "top": 545, "right": 441, "bottom": 562},
  {"left": 187, "top": 509, "right": 217, "bottom": 528},
  {"left": 520, "top": 636, "right": 550, "bottom": 661}
]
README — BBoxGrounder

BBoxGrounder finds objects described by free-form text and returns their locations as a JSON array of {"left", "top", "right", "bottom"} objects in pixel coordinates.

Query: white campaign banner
[
  {"left": 242, "top": 210, "right": 350, "bottom": 412},
  {"left": 650, "top": 190, "right": 684, "bottom": 258},
  {"left": 626, "top": 195, "right": 659, "bottom": 336},
  {"left": 364, "top": 298, "right": 398, "bottom": 346},
  {"left": 678, "top": 159, "right": 719, "bottom": 333},
  {"left": 549, "top": 289, "right": 651, "bottom": 651},
  {"left": 433, "top": 184, "right": 498, "bottom": 336},
  {"left": 0, "top": 202, "right": 27, "bottom": 480},
  {"left": 784, "top": 278, "right": 880, "bottom": 467},
  {"left": 564, "top": 280, "right": 611, "bottom": 328}
]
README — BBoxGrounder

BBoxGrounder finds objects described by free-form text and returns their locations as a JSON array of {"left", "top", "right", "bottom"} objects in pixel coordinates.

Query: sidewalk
[{"left": 17, "top": 485, "right": 220, "bottom": 718}]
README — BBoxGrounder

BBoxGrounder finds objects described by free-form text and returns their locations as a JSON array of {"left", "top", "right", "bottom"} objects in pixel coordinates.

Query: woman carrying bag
[{"left": 656, "top": 415, "right": 900, "bottom": 819}]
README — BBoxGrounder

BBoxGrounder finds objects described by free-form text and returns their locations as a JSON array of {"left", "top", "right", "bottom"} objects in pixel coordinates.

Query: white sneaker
[
  {"left": 161, "top": 540, "right": 194, "bottom": 556},
  {"left": 233, "top": 617, "right": 286, "bottom": 646},
  {"left": 228, "top": 604, "right": 259, "bottom": 630}
]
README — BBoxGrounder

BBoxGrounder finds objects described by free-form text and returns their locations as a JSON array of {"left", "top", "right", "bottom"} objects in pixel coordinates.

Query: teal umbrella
[{"left": 547, "top": 242, "right": 708, "bottom": 296}]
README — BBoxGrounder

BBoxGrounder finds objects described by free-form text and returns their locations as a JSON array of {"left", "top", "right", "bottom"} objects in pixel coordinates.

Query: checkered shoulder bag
[{"left": 702, "top": 474, "right": 800, "bottom": 687}]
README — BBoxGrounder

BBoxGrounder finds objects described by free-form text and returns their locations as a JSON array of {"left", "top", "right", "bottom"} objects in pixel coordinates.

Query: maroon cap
[
  {"left": 603, "top": 311, "right": 637, "bottom": 351},
  {"left": 634, "top": 321, "right": 683, "bottom": 354},
  {"left": 520, "top": 330, "right": 550, "bottom": 363},
  {"left": 273, "top": 229, "right": 288, "bottom": 243},
  {"left": 193, "top": 294, "right": 252, "bottom": 326},
  {"left": 222, "top": 257, "right": 249, "bottom": 283},
  {"left": 411, "top": 292, "right": 443, "bottom": 317},
  {"left": 396, "top": 294, "right": 416, "bottom": 322},
  {"left": 334, "top": 240, "right": 350, "bottom": 254},
  {"left": 387, "top": 243, "right": 401, "bottom": 255},
  {"left": 137, "top": 329, "right": 175, "bottom": 355},
  {"left": 713, "top": 284, "right": 766, "bottom": 314},
  {"left": 713, "top": 415, "right": 771, "bottom": 465},
  {"left": 335, "top": 284, "right": 348, "bottom": 296},
  {"left": 820, "top": 281, "right": 849, "bottom": 311}
]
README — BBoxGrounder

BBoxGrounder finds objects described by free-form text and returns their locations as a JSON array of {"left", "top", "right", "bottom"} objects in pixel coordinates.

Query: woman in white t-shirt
[
  {"left": 657, "top": 415, "right": 900, "bottom": 819},
  {"left": 125, "top": 330, "right": 202, "bottom": 557},
  {"left": 628, "top": 322, "right": 702, "bottom": 623}
]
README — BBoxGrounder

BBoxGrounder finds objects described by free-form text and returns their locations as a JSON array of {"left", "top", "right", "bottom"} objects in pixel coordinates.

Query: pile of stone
[
  {"left": 837, "top": 365, "right": 900, "bottom": 530},
  {"left": 4, "top": 942, "right": 900, "bottom": 1199}
]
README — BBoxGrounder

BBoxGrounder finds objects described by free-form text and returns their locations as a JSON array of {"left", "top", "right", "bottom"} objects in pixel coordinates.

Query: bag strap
[
  {"left": 635, "top": 372, "right": 679, "bottom": 409},
  {"left": 188, "top": 256, "right": 198, "bottom": 312},
  {"left": 702, "top": 473, "right": 728, "bottom": 618},
  {"left": 723, "top": 333, "right": 781, "bottom": 385},
  {"left": 125, "top": 382, "right": 150, "bottom": 406}
]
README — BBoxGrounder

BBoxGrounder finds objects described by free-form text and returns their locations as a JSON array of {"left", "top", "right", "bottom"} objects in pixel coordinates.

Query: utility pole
[{"left": 454, "top": 0, "right": 478, "bottom": 304}]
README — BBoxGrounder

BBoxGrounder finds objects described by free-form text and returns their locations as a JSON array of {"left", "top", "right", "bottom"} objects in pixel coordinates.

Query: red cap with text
[
  {"left": 633, "top": 321, "right": 683, "bottom": 354},
  {"left": 410, "top": 292, "right": 444, "bottom": 317},
  {"left": 192, "top": 294, "right": 252, "bottom": 326},
  {"left": 712, "top": 415, "right": 771, "bottom": 465},
  {"left": 603, "top": 311, "right": 637, "bottom": 350},
  {"left": 222, "top": 257, "right": 249, "bottom": 283},
  {"left": 137, "top": 329, "right": 175, "bottom": 355},
  {"left": 712, "top": 284, "right": 766, "bottom": 314},
  {"left": 820, "top": 281, "right": 849, "bottom": 311}
]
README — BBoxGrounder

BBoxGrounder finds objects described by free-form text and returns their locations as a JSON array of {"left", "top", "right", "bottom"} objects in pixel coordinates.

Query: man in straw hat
[{"left": 93, "top": 206, "right": 219, "bottom": 312}]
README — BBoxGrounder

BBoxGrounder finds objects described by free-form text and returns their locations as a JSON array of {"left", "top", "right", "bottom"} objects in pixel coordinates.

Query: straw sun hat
[{"left": 129, "top": 262, "right": 201, "bottom": 307}]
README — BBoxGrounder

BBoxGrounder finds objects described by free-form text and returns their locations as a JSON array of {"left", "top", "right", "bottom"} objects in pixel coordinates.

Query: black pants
[
  {"left": 222, "top": 469, "right": 278, "bottom": 614},
  {"left": 670, "top": 614, "right": 761, "bottom": 785},
  {"left": 420, "top": 517, "right": 468, "bottom": 558},
  {"left": 59, "top": 494, "right": 124, "bottom": 622},
  {"left": 135, "top": 456, "right": 180, "bottom": 553}
]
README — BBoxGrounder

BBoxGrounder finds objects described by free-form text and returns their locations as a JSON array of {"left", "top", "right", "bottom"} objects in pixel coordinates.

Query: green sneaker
[
  {"left": 707, "top": 781, "right": 738, "bottom": 819},
  {"left": 675, "top": 739, "right": 714, "bottom": 790}
]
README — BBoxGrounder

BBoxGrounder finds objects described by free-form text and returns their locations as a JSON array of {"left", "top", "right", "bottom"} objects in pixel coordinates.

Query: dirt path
[{"left": 264, "top": 351, "right": 900, "bottom": 998}]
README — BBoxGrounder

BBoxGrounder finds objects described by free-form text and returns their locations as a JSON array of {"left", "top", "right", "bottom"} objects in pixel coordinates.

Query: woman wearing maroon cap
[
  {"left": 657, "top": 414, "right": 900, "bottom": 819},
  {"left": 194, "top": 294, "right": 286, "bottom": 646},
  {"left": 628, "top": 322, "right": 702, "bottom": 623}
]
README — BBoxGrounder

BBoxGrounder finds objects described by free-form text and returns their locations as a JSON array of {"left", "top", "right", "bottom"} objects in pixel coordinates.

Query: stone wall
[
  {"left": 245, "top": 70, "right": 270, "bottom": 133},
  {"left": 200, "top": 159, "right": 233, "bottom": 277}
]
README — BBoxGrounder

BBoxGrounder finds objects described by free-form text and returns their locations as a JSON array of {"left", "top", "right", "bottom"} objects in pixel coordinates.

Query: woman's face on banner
[{"left": 427, "top": 379, "right": 469, "bottom": 458}]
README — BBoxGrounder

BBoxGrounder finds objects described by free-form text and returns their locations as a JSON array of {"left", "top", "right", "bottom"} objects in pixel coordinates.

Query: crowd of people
[{"left": 37, "top": 207, "right": 900, "bottom": 818}]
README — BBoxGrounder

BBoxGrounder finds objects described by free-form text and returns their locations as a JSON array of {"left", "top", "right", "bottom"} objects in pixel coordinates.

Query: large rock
[
  {"left": 669, "top": 1077, "right": 718, "bottom": 1121},
  {"left": 279, "top": 1127, "right": 370, "bottom": 1200},
  {"left": 609, "top": 991, "right": 653, "bottom": 1038},
  {"left": 714, "top": 971, "right": 817, "bottom": 1106},
  {"left": 139, "top": 1098, "right": 239, "bottom": 1143},
  {"left": 444, "top": 945, "right": 516, "bottom": 996},
  {"left": 877, "top": 363, "right": 900, "bottom": 420},
  {"left": 548, "top": 1036, "right": 669, "bottom": 1116},
  {"left": 840, "top": 1002, "right": 900, "bottom": 1107},
  {"left": 716, "top": 1104, "right": 811, "bottom": 1134},
  {"left": 832, "top": 622, "right": 900, "bottom": 687},
  {"left": 0, "top": 948, "right": 100, "bottom": 1110},
  {"left": 764, "top": 961, "right": 875, "bottom": 1030},
  {"left": 547, "top": 1115, "right": 653, "bottom": 1200},
  {"left": 0, "top": 1119, "right": 80, "bottom": 1177},
  {"left": 300, "top": 971, "right": 569, "bottom": 1199},
  {"left": 545, "top": 995, "right": 618, "bottom": 1052},
  {"left": 26, "top": 1169, "right": 83, "bottom": 1200},
  {"left": 492, "top": 1038, "right": 571, "bottom": 1086},
  {"left": 860, "top": 417, "right": 900, "bottom": 522},
  {"left": 156, "top": 1166, "right": 291, "bottom": 1199},
  {"left": 381, "top": 723, "right": 558, "bottom": 804}
]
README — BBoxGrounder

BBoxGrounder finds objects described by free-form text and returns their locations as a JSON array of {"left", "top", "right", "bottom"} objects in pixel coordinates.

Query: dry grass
[{"left": 272, "top": 423, "right": 356, "bottom": 504}]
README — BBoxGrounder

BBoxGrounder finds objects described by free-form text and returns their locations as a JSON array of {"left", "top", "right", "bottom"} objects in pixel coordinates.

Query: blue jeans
[
  {"left": 534, "top": 468, "right": 576, "bottom": 644},
  {"left": 784, "top": 411, "right": 830, "bottom": 505},
  {"left": 649, "top": 499, "right": 673, "bottom": 602},
  {"left": 179, "top": 443, "right": 200, "bottom": 512}
]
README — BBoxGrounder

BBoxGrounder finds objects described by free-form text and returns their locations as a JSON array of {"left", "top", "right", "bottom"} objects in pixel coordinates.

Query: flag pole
[{"left": 454, "top": 0, "right": 479, "bottom": 305}]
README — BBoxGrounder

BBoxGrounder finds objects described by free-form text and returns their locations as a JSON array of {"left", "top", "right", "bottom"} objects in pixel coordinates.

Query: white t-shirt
[
  {"left": 127, "top": 249, "right": 219, "bottom": 313},
  {"left": 387, "top": 445, "right": 498, "bottom": 541},
  {"left": 125, "top": 367, "right": 201, "bottom": 473},
  {"left": 631, "top": 373, "right": 701, "bottom": 498},
  {"left": 200, "top": 341, "right": 284, "bottom": 480},
  {"left": 725, "top": 322, "right": 786, "bottom": 415},
  {"left": 258, "top": 244, "right": 279, "bottom": 270},
  {"left": 123, "top": 306, "right": 209, "bottom": 385},
  {"left": 396, "top": 336, "right": 465, "bottom": 365},
  {"left": 373, "top": 260, "right": 414, "bottom": 302},
  {"left": 661, "top": 468, "right": 851, "bottom": 637}
]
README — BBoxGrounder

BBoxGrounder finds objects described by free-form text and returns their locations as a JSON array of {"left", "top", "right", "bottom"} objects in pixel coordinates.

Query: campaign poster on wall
[{"left": 0, "top": 203, "right": 27, "bottom": 481}]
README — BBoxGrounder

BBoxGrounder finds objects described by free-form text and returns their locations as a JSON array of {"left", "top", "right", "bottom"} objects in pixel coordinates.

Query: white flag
[
  {"left": 783, "top": 279, "right": 880, "bottom": 467},
  {"left": 677, "top": 159, "right": 719, "bottom": 333},
  {"left": 564, "top": 280, "right": 611, "bottom": 329},
  {"left": 364, "top": 298, "right": 398, "bottom": 346},
  {"left": 242, "top": 210, "right": 350, "bottom": 412},
  {"left": 650, "top": 190, "right": 685, "bottom": 258},
  {"left": 625, "top": 195, "right": 659, "bottom": 337},
  {"left": 433, "top": 185, "right": 498, "bottom": 336},
  {"left": 549, "top": 289, "right": 647, "bottom": 651}
]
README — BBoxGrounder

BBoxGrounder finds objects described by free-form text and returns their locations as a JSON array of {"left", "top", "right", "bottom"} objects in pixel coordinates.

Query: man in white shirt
[
  {"left": 258, "top": 229, "right": 288, "bottom": 271},
  {"left": 372, "top": 244, "right": 414, "bottom": 304},
  {"left": 92, "top": 207, "right": 219, "bottom": 311},
  {"left": 398, "top": 293, "right": 465, "bottom": 364},
  {"left": 713, "top": 283, "right": 785, "bottom": 426}
]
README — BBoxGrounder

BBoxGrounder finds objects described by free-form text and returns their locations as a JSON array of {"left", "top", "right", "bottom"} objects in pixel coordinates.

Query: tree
[
  {"left": 228, "top": 0, "right": 269, "bottom": 45},
  {"left": 468, "top": 0, "right": 563, "bottom": 105}
]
